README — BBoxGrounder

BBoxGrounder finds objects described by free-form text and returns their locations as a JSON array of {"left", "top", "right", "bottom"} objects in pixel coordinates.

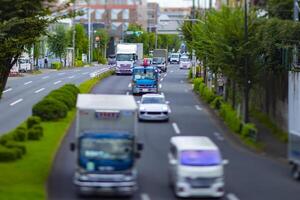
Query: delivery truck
[
  {"left": 152, "top": 49, "right": 168, "bottom": 72},
  {"left": 71, "top": 94, "right": 143, "bottom": 196},
  {"left": 116, "top": 43, "right": 143, "bottom": 75},
  {"left": 131, "top": 66, "right": 159, "bottom": 94}
]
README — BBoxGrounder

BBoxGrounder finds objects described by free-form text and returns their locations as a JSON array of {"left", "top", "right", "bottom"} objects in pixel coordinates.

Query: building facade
[{"left": 147, "top": 2, "right": 159, "bottom": 32}]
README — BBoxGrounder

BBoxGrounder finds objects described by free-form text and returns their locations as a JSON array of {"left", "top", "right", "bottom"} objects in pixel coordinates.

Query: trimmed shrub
[
  {"left": 241, "top": 123, "right": 258, "bottom": 141},
  {"left": 5, "top": 141, "right": 26, "bottom": 155},
  {"left": 27, "top": 116, "right": 41, "bottom": 129},
  {"left": 32, "top": 98, "right": 68, "bottom": 121},
  {"left": 51, "top": 62, "right": 62, "bottom": 70},
  {"left": 220, "top": 103, "right": 242, "bottom": 133},
  {"left": 46, "top": 90, "right": 75, "bottom": 110},
  {"left": 211, "top": 96, "right": 224, "bottom": 110},
  {"left": 193, "top": 78, "right": 204, "bottom": 91},
  {"left": 28, "top": 124, "right": 43, "bottom": 140},
  {"left": 98, "top": 56, "right": 107, "bottom": 64},
  {"left": 0, "top": 133, "right": 14, "bottom": 145},
  {"left": 75, "top": 60, "right": 84, "bottom": 67},
  {"left": 61, "top": 84, "right": 80, "bottom": 97},
  {"left": 13, "top": 127, "right": 27, "bottom": 142},
  {"left": 201, "top": 87, "right": 216, "bottom": 103},
  {"left": 188, "top": 68, "right": 193, "bottom": 79},
  {"left": 0, "top": 145, "right": 19, "bottom": 162}
]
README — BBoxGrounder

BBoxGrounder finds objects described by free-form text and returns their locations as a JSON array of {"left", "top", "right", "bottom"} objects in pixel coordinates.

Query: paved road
[
  {"left": 0, "top": 65, "right": 108, "bottom": 134},
  {"left": 48, "top": 64, "right": 300, "bottom": 200}
]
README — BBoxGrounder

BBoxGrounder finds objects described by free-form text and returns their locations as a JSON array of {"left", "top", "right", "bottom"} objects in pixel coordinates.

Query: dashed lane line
[
  {"left": 42, "top": 76, "right": 50, "bottom": 79},
  {"left": 54, "top": 80, "right": 62, "bottom": 85},
  {"left": 128, "top": 83, "right": 132, "bottom": 88},
  {"left": 195, "top": 105, "right": 202, "bottom": 111},
  {"left": 34, "top": 88, "right": 45, "bottom": 94},
  {"left": 58, "top": 72, "right": 65, "bottom": 75},
  {"left": 10, "top": 98, "right": 23, "bottom": 106},
  {"left": 82, "top": 72, "right": 89, "bottom": 75},
  {"left": 172, "top": 123, "right": 181, "bottom": 134},
  {"left": 24, "top": 81, "right": 32, "bottom": 85},
  {"left": 3, "top": 88, "right": 12, "bottom": 93},
  {"left": 214, "top": 132, "right": 224, "bottom": 141},
  {"left": 227, "top": 193, "right": 240, "bottom": 200},
  {"left": 159, "top": 84, "right": 162, "bottom": 89},
  {"left": 141, "top": 193, "right": 151, "bottom": 200},
  {"left": 68, "top": 75, "right": 75, "bottom": 79}
]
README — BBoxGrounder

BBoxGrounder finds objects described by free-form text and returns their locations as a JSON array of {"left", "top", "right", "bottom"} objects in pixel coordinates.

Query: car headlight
[
  {"left": 139, "top": 106, "right": 146, "bottom": 111},
  {"left": 162, "top": 106, "right": 168, "bottom": 111}
]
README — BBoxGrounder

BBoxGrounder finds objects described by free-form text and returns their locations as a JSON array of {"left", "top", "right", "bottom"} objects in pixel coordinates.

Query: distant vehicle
[
  {"left": 138, "top": 93, "right": 170, "bottom": 121},
  {"left": 132, "top": 66, "right": 159, "bottom": 94},
  {"left": 116, "top": 43, "right": 143, "bottom": 75},
  {"left": 168, "top": 136, "right": 228, "bottom": 198},
  {"left": 153, "top": 49, "right": 168, "bottom": 72},
  {"left": 108, "top": 54, "right": 116, "bottom": 66},
  {"left": 71, "top": 94, "right": 143, "bottom": 196},
  {"left": 170, "top": 53, "right": 180, "bottom": 64},
  {"left": 179, "top": 56, "right": 191, "bottom": 69},
  {"left": 13, "top": 53, "right": 31, "bottom": 72}
]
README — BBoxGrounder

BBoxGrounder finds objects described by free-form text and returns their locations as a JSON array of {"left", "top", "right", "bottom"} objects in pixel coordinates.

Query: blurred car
[
  {"left": 170, "top": 53, "right": 180, "bottom": 64},
  {"left": 108, "top": 54, "right": 116, "bottom": 66},
  {"left": 179, "top": 56, "right": 191, "bottom": 69},
  {"left": 168, "top": 136, "right": 228, "bottom": 198},
  {"left": 152, "top": 57, "right": 167, "bottom": 72},
  {"left": 138, "top": 94, "right": 170, "bottom": 121}
]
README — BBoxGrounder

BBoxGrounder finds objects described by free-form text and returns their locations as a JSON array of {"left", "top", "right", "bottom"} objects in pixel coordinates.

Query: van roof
[
  {"left": 77, "top": 94, "right": 137, "bottom": 110},
  {"left": 171, "top": 136, "right": 219, "bottom": 151}
]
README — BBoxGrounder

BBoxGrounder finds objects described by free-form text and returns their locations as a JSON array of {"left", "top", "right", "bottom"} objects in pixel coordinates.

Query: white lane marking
[
  {"left": 58, "top": 72, "right": 65, "bottom": 75},
  {"left": 161, "top": 78, "right": 164, "bottom": 81},
  {"left": 159, "top": 84, "right": 162, "bottom": 89},
  {"left": 10, "top": 98, "right": 23, "bottom": 106},
  {"left": 42, "top": 76, "right": 49, "bottom": 79},
  {"left": 171, "top": 70, "right": 174, "bottom": 73},
  {"left": 195, "top": 105, "right": 202, "bottom": 111},
  {"left": 161, "top": 92, "right": 165, "bottom": 96},
  {"left": 3, "top": 88, "right": 12, "bottom": 93},
  {"left": 54, "top": 80, "right": 62, "bottom": 85},
  {"left": 126, "top": 92, "right": 129, "bottom": 95},
  {"left": 184, "top": 89, "right": 189, "bottom": 93},
  {"left": 68, "top": 75, "right": 75, "bottom": 79},
  {"left": 214, "top": 132, "right": 224, "bottom": 141},
  {"left": 34, "top": 88, "right": 45, "bottom": 94},
  {"left": 82, "top": 72, "right": 89, "bottom": 75},
  {"left": 172, "top": 123, "right": 181, "bottom": 134},
  {"left": 227, "top": 193, "right": 240, "bottom": 200},
  {"left": 180, "top": 80, "right": 184, "bottom": 83},
  {"left": 169, "top": 107, "right": 172, "bottom": 114},
  {"left": 164, "top": 73, "right": 167, "bottom": 77},
  {"left": 128, "top": 83, "right": 132, "bottom": 88},
  {"left": 74, "top": 69, "right": 81, "bottom": 72},
  {"left": 24, "top": 81, "right": 32, "bottom": 85},
  {"left": 141, "top": 193, "right": 151, "bottom": 200}
]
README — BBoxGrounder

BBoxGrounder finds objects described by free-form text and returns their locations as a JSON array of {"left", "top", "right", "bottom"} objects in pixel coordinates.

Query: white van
[{"left": 168, "top": 136, "right": 227, "bottom": 198}]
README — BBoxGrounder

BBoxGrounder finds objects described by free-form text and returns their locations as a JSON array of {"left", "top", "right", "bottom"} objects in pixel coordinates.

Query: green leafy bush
[
  {"left": 61, "top": 84, "right": 80, "bottom": 97},
  {"left": 0, "top": 145, "right": 19, "bottom": 162},
  {"left": 32, "top": 98, "right": 68, "bottom": 121},
  {"left": 98, "top": 56, "right": 107, "bottom": 64},
  {"left": 46, "top": 90, "right": 75, "bottom": 110},
  {"left": 27, "top": 124, "right": 43, "bottom": 140},
  {"left": 193, "top": 78, "right": 204, "bottom": 91},
  {"left": 75, "top": 59, "right": 84, "bottom": 67},
  {"left": 220, "top": 103, "right": 242, "bottom": 133},
  {"left": 241, "top": 123, "right": 258, "bottom": 141},
  {"left": 13, "top": 127, "right": 27, "bottom": 142},
  {"left": 27, "top": 116, "right": 41, "bottom": 129},
  {"left": 5, "top": 141, "right": 26, "bottom": 155},
  {"left": 200, "top": 87, "right": 216, "bottom": 103},
  {"left": 188, "top": 68, "right": 193, "bottom": 79},
  {"left": 0, "top": 133, "right": 14, "bottom": 145},
  {"left": 51, "top": 62, "right": 62, "bottom": 70},
  {"left": 211, "top": 96, "right": 224, "bottom": 110}
]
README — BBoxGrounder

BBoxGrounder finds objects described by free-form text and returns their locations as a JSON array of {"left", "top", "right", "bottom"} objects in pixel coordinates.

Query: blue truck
[
  {"left": 71, "top": 94, "right": 143, "bottom": 196},
  {"left": 131, "top": 66, "right": 159, "bottom": 94}
]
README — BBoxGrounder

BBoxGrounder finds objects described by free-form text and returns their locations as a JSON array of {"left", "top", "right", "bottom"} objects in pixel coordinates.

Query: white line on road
[
  {"left": 164, "top": 73, "right": 167, "bottom": 77},
  {"left": 141, "top": 193, "right": 151, "bottom": 200},
  {"left": 58, "top": 72, "right": 65, "bottom": 75},
  {"left": 34, "top": 88, "right": 45, "bottom": 94},
  {"left": 180, "top": 80, "right": 184, "bottom": 83},
  {"left": 126, "top": 92, "right": 129, "bottom": 95},
  {"left": 24, "top": 81, "right": 32, "bottom": 85},
  {"left": 227, "top": 193, "right": 240, "bottom": 200},
  {"left": 68, "top": 75, "right": 75, "bottom": 79},
  {"left": 184, "top": 89, "right": 189, "bottom": 93},
  {"left": 170, "top": 70, "right": 174, "bottom": 73},
  {"left": 161, "top": 78, "right": 164, "bottom": 81},
  {"left": 82, "top": 72, "right": 89, "bottom": 75},
  {"left": 195, "top": 105, "right": 202, "bottom": 111},
  {"left": 54, "top": 80, "right": 62, "bottom": 85},
  {"left": 10, "top": 98, "right": 23, "bottom": 106},
  {"left": 128, "top": 83, "right": 132, "bottom": 88},
  {"left": 172, "top": 123, "right": 181, "bottom": 134},
  {"left": 214, "top": 132, "right": 224, "bottom": 141},
  {"left": 74, "top": 69, "right": 81, "bottom": 72},
  {"left": 42, "top": 76, "right": 49, "bottom": 79},
  {"left": 3, "top": 88, "right": 12, "bottom": 93},
  {"left": 159, "top": 84, "right": 162, "bottom": 89}
]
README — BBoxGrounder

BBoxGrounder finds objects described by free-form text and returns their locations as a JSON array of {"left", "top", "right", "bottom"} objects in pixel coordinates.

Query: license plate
[{"left": 142, "top": 89, "right": 148, "bottom": 92}]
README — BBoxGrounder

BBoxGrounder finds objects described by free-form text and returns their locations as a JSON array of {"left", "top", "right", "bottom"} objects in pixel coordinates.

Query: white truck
[
  {"left": 71, "top": 94, "right": 143, "bottom": 196},
  {"left": 152, "top": 49, "right": 168, "bottom": 72},
  {"left": 11, "top": 53, "right": 31, "bottom": 73},
  {"left": 116, "top": 43, "right": 143, "bottom": 75}
]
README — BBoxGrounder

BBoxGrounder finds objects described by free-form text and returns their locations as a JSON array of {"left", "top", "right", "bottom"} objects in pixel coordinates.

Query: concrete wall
[{"left": 289, "top": 72, "right": 300, "bottom": 135}]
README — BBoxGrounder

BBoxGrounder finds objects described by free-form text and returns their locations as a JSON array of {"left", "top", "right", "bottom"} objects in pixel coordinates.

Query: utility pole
[
  {"left": 87, "top": 0, "right": 91, "bottom": 63},
  {"left": 72, "top": 1, "right": 76, "bottom": 67}
]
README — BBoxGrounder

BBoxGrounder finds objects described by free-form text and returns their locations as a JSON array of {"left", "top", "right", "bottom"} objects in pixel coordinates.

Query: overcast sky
[{"left": 147, "top": 0, "right": 215, "bottom": 8}]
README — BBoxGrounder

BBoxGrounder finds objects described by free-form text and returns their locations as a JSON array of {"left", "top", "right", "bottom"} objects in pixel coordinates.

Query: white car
[
  {"left": 138, "top": 94, "right": 170, "bottom": 121},
  {"left": 168, "top": 136, "right": 228, "bottom": 198},
  {"left": 179, "top": 56, "right": 191, "bottom": 69}
]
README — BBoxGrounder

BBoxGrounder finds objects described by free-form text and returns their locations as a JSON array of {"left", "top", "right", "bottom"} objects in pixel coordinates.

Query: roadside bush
[
  {"left": 27, "top": 116, "right": 41, "bottom": 129},
  {"left": 28, "top": 124, "right": 43, "bottom": 140},
  {"left": 51, "top": 62, "right": 62, "bottom": 70},
  {"left": 0, "top": 145, "right": 19, "bottom": 162},
  {"left": 75, "top": 60, "right": 84, "bottom": 67},
  {"left": 32, "top": 98, "right": 68, "bottom": 121},
  {"left": 0, "top": 133, "right": 14, "bottom": 145},
  {"left": 5, "top": 141, "right": 26, "bottom": 155},
  {"left": 46, "top": 90, "right": 75, "bottom": 110},
  {"left": 188, "top": 68, "right": 193, "bottom": 79},
  {"left": 61, "top": 84, "right": 80, "bottom": 97},
  {"left": 211, "top": 96, "right": 224, "bottom": 110},
  {"left": 193, "top": 78, "right": 204, "bottom": 91},
  {"left": 220, "top": 103, "right": 242, "bottom": 133},
  {"left": 98, "top": 56, "right": 107, "bottom": 64},
  {"left": 13, "top": 127, "right": 27, "bottom": 142},
  {"left": 241, "top": 123, "right": 258, "bottom": 141},
  {"left": 200, "top": 86, "right": 216, "bottom": 103}
]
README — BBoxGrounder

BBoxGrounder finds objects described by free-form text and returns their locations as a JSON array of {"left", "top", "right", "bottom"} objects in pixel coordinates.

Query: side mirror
[
  {"left": 70, "top": 142, "right": 75, "bottom": 152},
  {"left": 222, "top": 159, "right": 229, "bottom": 165},
  {"left": 137, "top": 143, "right": 144, "bottom": 151}
]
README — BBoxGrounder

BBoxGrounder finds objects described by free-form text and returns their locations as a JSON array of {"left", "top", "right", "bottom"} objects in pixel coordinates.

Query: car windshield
[
  {"left": 153, "top": 57, "right": 164, "bottom": 64},
  {"left": 80, "top": 138, "right": 133, "bottom": 161},
  {"left": 181, "top": 57, "right": 189, "bottom": 62},
  {"left": 116, "top": 54, "right": 134, "bottom": 61},
  {"left": 134, "top": 69, "right": 155, "bottom": 80},
  {"left": 171, "top": 54, "right": 179, "bottom": 58},
  {"left": 142, "top": 97, "right": 165, "bottom": 104},
  {"left": 180, "top": 150, "right": 221, "bottom": 166}
]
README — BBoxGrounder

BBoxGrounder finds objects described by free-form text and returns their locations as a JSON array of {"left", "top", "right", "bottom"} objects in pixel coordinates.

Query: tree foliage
[
  {"left": 48, "top": 25, "right": 68, "bottom": 63},
  {"left": 267, "top": 0, "right": 293, "bottom": 20}
]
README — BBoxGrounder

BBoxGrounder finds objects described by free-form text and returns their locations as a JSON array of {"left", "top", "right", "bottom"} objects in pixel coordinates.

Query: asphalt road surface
[
  {"left": 0, "top": 65, "right": 108, "bottom": 134},
  {"left": 48, "top": 64, "right": 300, "bottom": 200}
]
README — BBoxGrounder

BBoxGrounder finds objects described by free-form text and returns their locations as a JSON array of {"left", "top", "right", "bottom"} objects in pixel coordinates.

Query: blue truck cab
[
  {"left": 132, "top": 66, "right": 159, "bottom": 94},
  {"left": 72, "top": 94, "right": 143, "bottom": 196}
]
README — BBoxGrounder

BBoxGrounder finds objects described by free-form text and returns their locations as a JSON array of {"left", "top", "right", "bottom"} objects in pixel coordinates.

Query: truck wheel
[{"left": 292, "top": 164, "right": 300, "bottom": 180}]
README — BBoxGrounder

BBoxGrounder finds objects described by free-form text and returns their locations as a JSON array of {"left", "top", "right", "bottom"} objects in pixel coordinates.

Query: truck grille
[{"left": 187, "top": 178, "right": 217, "bottom": 188}]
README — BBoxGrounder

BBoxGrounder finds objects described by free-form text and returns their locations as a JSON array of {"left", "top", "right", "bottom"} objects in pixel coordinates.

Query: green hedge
[
  {"left": 51, "top": 62, "right": 62, "bottom": 70},
  {"left": 241, "top": 123, "right": 258, "bottom": 141},
  {"left": 27, "top": 116, "right": 41, "bottom": 129},
  {"left": 210, "top": 96, "right": 224, "bottom": 110},
  {"left": 188, "top": 68, "right": 193, "bottom": 79},
  {"left": 32, "top": 98, "right": 68, "bottom": 121},
  {"left": 193, "top": 78, "right": 204, "bottom": 92},
  {"left": 13, "top": 127, "right": 27, "bottom": 142},
  {"left": 220, "top": 103, "right": 242, "bottom": 133},
  {"left": 75, "top": 60, "right": 84, "bottom": 67},
  {"left": 0, "top": 145, "right": 20, "bottom": 162},
  {"left": 199, "top": 85, "right": 216, "bottom": 103},
  {"left": 5, "top": 141, "right": 26, "bottom": 155},
  {"left": 98, "top": 56, "right": 107, "bottom": 64}
]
